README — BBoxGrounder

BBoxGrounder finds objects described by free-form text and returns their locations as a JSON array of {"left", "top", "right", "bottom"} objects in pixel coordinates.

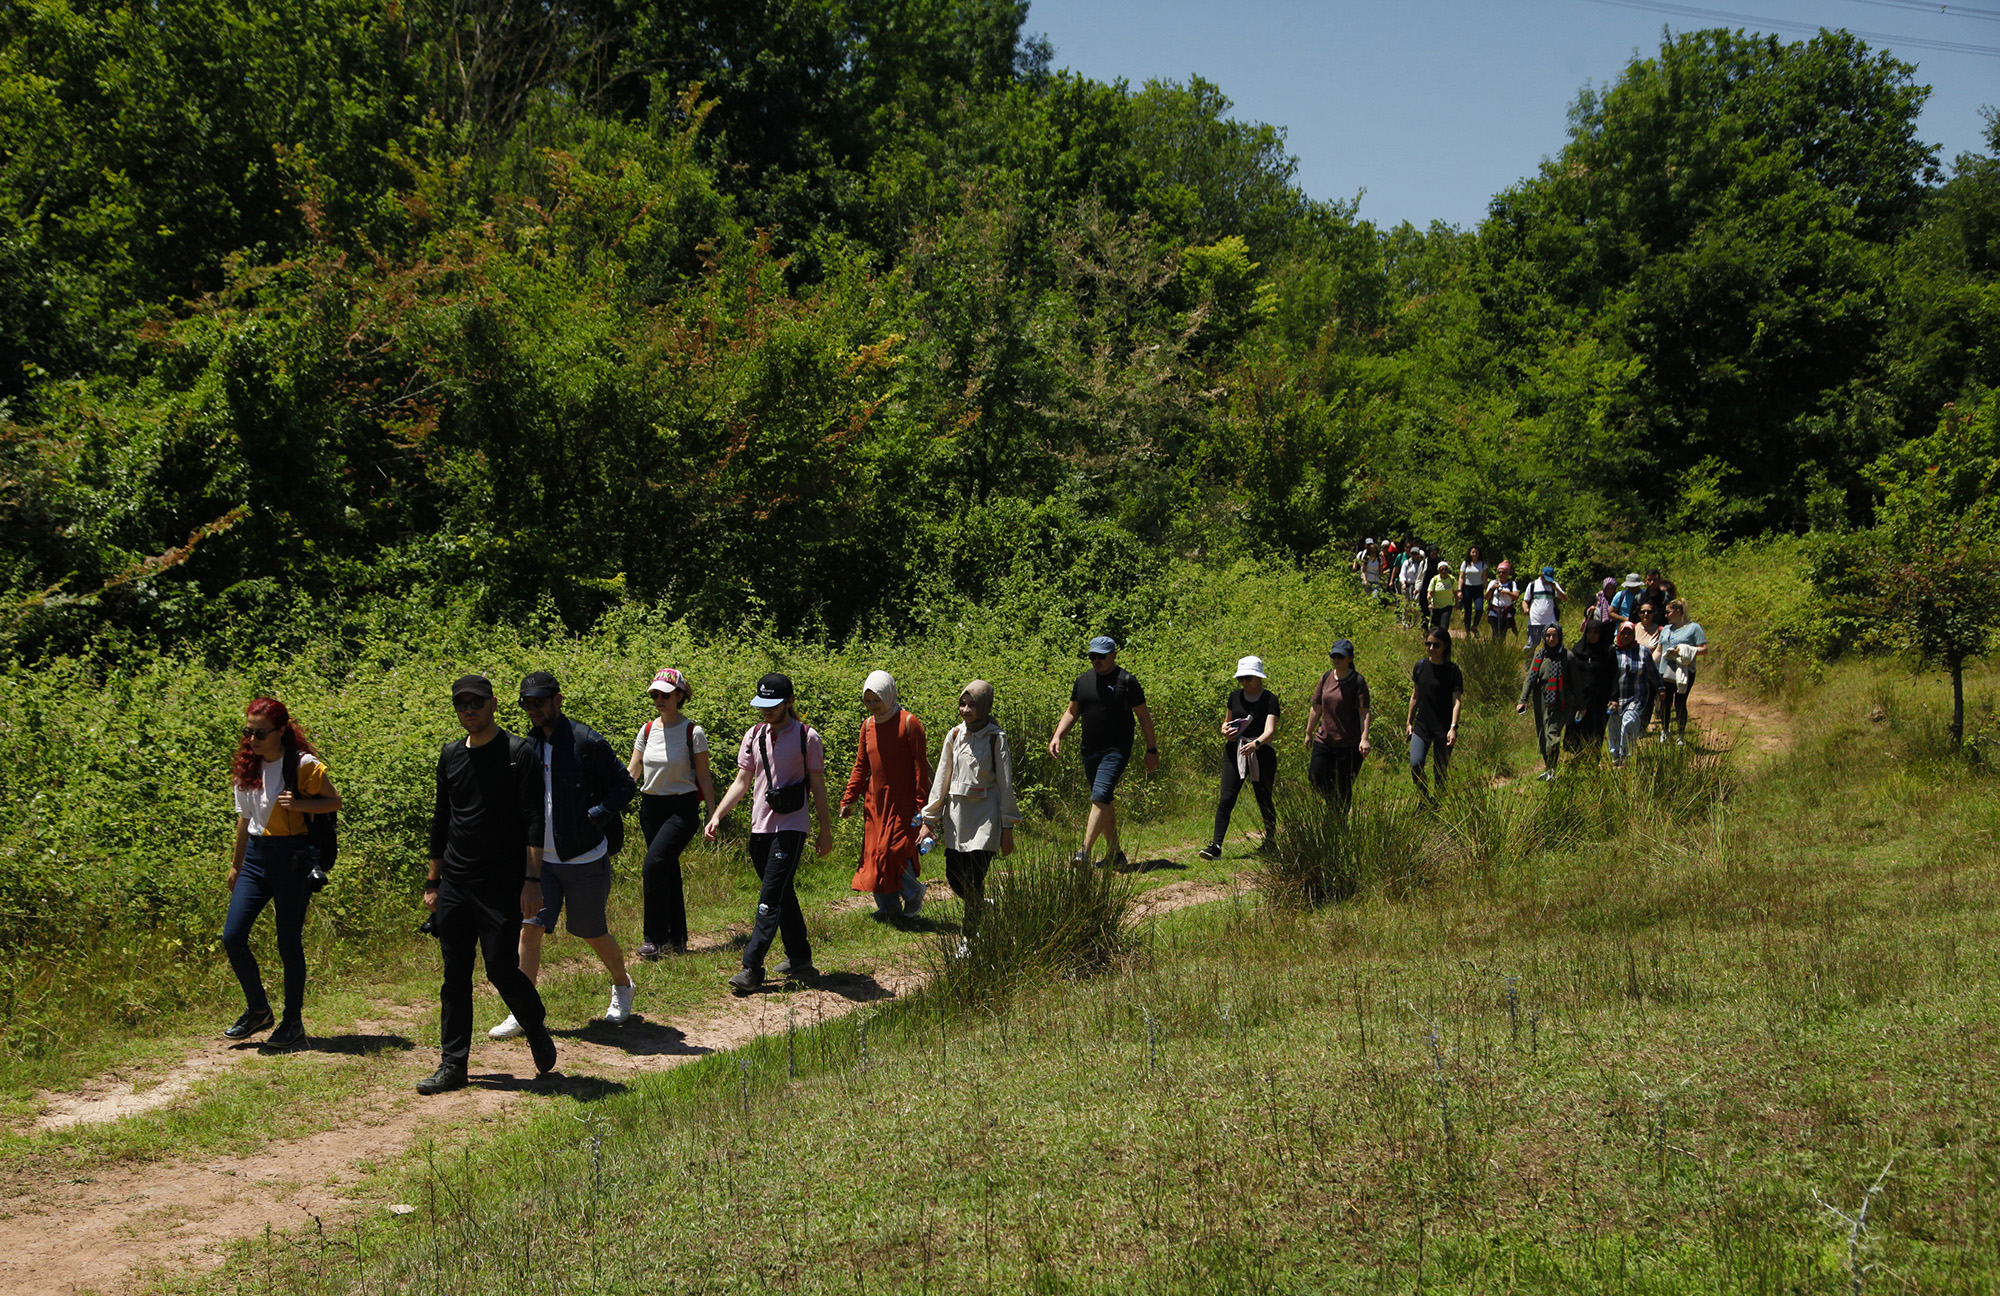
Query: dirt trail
[{"left": 1684, "top": 682, "right": 1792, "bottom": 759}]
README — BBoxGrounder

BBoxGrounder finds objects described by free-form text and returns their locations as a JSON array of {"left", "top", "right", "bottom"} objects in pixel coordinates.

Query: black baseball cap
[
  {"left": 451, "top": 674, "right": 495, "bottom": 701},
  {"left": 519, "top": 670, "right": 561, "bottom": 699},
  {"left": 749, "top": 672, "right": 794, "bottom": 708}
]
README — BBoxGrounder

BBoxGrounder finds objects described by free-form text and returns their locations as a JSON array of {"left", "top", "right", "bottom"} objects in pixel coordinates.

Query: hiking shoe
[
  {"left": 267, "top": 1018, "right": 307, "bottom": 1049},
  {"left": 526, "top": 1024, "right": 558, "bottom": 1076},
  {"left": 1196, "top": 844, "right": 1222, "bottom": 862},
  {"left": 636, "top": 941, "right": 663, "bottom": 961},
  {"left": 488, "top": 1013, "right": 523, "bottom": 1040},
  {"left": 1256, "top": 837, "right": 1278, "bottom": 857},
  {"left": 954, "top": 938, "right": 970, "bottom": 960},
  {"left": 223, "top": 1007, "right": 274, "bottom": 1040},
  {"left": 1070, "top": 849, "right": 1090, "bottom": 867},
  {"left": 728, "top": 967, "right": 764, "bottom": 997},
  {"left": 1538, "top": 769, "right": 1557, "bottom": 782},
  {"left": 606, "top": 980, "right": 635, "bottom": 1025},
  {"left": 416, "top": 1064, "right": 467, "bottom": 1096},
  {"left": 906, "top": 881, "right": 927, "bottom": 917}
]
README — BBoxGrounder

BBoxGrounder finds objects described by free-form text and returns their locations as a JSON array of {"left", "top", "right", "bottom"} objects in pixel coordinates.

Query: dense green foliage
[{"left": 2, "top": 4, "right": 1995, "bottom": 657}]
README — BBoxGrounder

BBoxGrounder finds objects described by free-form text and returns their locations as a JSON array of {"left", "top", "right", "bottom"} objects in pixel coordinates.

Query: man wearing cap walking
[
  {"left": 488, "top": 671, "right": 639, "bottom": 1041},
  {"left": 1523, "top": 566, "right": 1568, "bottom": 659},
  {"left": 1198, "top": 656, "right": 1281, "bottom": 861},
  {"left": 1610, "top": 572, "right": 1645, "bottom": 623},
  {"left": 419, "top": 675, "right": 558, "bottom": 1094},
  {"left": 1048, "top": 637, "right": 1159, "bottom": 870},
  {"left": 1305, "top": 639, "right": 1372, "bottom": 810}
]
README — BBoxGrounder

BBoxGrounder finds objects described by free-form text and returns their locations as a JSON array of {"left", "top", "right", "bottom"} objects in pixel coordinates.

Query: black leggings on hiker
[
  {"left": 638, "top": 791, "right": 700, "bottom": 949},
  {"left": 1211, "top": 743, "right": 1276, "bottom": 848}
]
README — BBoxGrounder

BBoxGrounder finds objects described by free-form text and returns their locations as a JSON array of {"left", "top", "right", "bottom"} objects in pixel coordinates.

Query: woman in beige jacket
[{"left": 916, "top": 680, "right": 1019, "bottom": 946}]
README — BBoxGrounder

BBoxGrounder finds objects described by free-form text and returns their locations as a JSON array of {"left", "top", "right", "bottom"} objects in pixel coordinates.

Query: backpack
[{"left": 280, "top": 748, "right": 338, "bottom": 874}]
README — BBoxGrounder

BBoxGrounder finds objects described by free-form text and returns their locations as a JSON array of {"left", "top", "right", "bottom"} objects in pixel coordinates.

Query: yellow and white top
[{"left": 234, "top": 755, "right": 328, "bottom": 837}]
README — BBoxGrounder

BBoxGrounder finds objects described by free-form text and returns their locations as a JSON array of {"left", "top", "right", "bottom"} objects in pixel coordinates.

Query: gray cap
[
  {"left": 1328, "top": 639, "right": 1355, "bottom": 660},
  {"left": 1087, "top": 636, "right": 1118, "bottom": 655}
]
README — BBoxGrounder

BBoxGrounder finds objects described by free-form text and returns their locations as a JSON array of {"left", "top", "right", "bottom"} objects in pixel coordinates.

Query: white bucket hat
[{"left": 1233, "top": 655, "right": 1268, "bottom": 679}]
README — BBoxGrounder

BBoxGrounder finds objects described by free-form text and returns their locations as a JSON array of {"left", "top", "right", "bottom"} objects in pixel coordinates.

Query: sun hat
[
  {"left": 1328, "top": 639, "right": 1355, "bottom": 660},
  {"left": 1087, "top": 635, "right": 1118, "bottom": 655},
  {"left": 749, "top": 673, "right": 794, "bottom": 708},
  {"left": 1621, "top": 572, "right": 1644, "bottom": 589},
  {"left": 649, "top": 667, "right": 690, "bottom": 701},
  {"left": 1233, "top": 655, "right": 1267, "bottom": 679}
]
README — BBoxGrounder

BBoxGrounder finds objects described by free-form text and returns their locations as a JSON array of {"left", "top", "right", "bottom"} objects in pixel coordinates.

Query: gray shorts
[{"left": 528, "top": 857, "right": 612, "bottom": 939}]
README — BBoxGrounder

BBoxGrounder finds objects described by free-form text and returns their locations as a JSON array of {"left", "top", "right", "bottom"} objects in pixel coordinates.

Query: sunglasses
[
  {"left": 518, "top": 696, "right": 554, "bottom": 711},
  {"left": 453, "top": 696, "right": 490, "bottom": 712},
  {"left": 242, "top": 726, "right": 276, "bottom": 740}
]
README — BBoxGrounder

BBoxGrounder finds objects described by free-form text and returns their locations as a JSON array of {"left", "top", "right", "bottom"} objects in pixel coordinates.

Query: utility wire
[
  {"left": 1582, "top": 0, "right": 2000, "bottom": 55},
  {"left": 1838, "top": 0, "right": 2000, "bottom": 23}
]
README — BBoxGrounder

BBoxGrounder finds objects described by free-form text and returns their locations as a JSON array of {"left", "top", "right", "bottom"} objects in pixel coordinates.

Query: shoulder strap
[
  {"left": 757, "top": 721, "right": 769, "bottom": 773},
  {"left": 281, "top": 746, "right": 300, "bottom": 794},
  {"left": 644, "top": 719, "right": 654, "bottom": 743},
  {"left": 685, "top": 720, "right": 695, "bottom": 750}
]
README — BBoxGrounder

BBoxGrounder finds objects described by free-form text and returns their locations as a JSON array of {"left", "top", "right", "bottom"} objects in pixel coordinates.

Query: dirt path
[{"left": 1684, "top": 682, "right": 1792, "bottom": 760}]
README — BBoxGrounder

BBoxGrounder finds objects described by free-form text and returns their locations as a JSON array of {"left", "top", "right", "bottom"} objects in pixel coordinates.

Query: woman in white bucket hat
[{"left": 1198, "top": 656, "right": 1282, "bottom": 861}]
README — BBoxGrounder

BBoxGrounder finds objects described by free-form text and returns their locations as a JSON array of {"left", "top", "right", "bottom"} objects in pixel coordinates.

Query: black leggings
[
  {"left": 638, "top": 791, "right": 701, "bottom": 948},
  {"left": 1660, "top": 687, "right": 1691, "bottom": 735},
  {"left": 1309, "top": 744, "right": 1363, "bottom": 810},
  {"left": 1211, "top": 744, "right": 1277, "bottom": 848}
]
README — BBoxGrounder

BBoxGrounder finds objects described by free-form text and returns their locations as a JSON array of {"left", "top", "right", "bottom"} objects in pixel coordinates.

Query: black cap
[
  {"left": 519, "top": 670, "right": 561, "bottom": 699},
  {"left": 451, "top": 673, "right": 495, "bottom": 701},
  {"left": 749, "top": 672, "right": 794, "bottom": 708}
]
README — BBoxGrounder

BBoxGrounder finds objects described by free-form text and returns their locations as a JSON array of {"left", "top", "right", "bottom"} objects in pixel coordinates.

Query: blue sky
[{"left": 1024, "top": 0, "right": 2000, "bottom": 231}]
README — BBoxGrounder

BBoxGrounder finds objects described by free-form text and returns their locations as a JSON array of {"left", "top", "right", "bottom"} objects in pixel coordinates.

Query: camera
[{"left": 417, "top": 914, "right": 438, "bottom": 937}]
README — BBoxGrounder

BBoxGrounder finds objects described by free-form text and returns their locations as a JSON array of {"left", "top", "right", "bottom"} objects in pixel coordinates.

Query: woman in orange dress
[{"left": 839, "top": 671, "right": 933, "bottom": 917}]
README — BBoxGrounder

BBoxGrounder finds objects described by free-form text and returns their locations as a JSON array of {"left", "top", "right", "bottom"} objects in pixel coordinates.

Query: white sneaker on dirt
[
  {"left": 488, "top": 1014, "right": 523, "bottom": 1040},
  {"left": 955, "top": 938, "right": 970, "bottom": 960},
  {"left": 606, "top": 980, "right": 634, "bottom": 1025}
]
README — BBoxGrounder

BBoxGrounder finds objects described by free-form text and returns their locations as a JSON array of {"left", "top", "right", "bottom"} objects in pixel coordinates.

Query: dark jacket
[{"left": 532, "top": 716, "right": 637, "bottom": 862}]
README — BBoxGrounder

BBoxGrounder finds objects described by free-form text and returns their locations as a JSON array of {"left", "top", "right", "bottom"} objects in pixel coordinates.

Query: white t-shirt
[
  {"left": 1460, "top": 560, "right": 1488, "bottom": 587},
  {"left": 540, "top": 740, "right": 608, "bottom": 866},
  {"left": 233, "top": 754, "right": 324, "bottom": 836},
  {"left": 1489, "top": 580, "right": 1518, "bottom": 610},
  {"left": 1525, "top": 577, "right": 1565, "bottom": 627},
  {"left": 630, "top": 717, "right": 710, "bottom": 796}
]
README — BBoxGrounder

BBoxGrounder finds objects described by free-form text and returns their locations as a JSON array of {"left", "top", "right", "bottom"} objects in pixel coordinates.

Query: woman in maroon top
[{"left": 1304, "top": 639, "right": 1371, "bottom": 811}]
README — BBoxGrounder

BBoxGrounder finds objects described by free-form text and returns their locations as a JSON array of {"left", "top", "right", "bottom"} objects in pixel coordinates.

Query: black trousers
[
  {"left": 1211, "top": 744, "right": 1277, "bottom": 847},
  {"left": 944, "top": 848, "right": 994, "bottom": 939},
  {"left": 638, "top": 791, "right": 700, "bottom": 948},
  {"left": 1309, "top": 743, "right": 1363, "bottom": 810},
  {"left": 744, "top": 830, "right": 811, "bottom": 971},
  {"left": 435, "top": 874, "right": 547, "bottom": 1071}
]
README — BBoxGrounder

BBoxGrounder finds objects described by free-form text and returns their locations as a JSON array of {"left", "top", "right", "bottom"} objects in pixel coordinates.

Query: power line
[
  {"left": 1581, "top": 0, "right": 2000, "bottom": 55},
  {"left": 1839, "top": 0, "right": 2000, "bottom": 23}
]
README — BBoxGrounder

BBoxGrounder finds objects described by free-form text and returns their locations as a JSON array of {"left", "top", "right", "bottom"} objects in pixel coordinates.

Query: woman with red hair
[{"left": 224, "top": 699, "right": 341, "bottom": 1045}]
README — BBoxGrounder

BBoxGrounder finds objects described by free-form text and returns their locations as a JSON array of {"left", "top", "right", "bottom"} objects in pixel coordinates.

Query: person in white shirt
[
  {"left": 1522, "top": 565, "right": 1568, "bottom": 658},
  {"left": 627, "top": 667, "right": 714, "bottom": 959},
  {"left": 917, "top": 680, "right": 1020, "bottom": 946},
  {"left": 1486, "top": 559, "right": 1520, "bottom": 643},
  {"left": 1352, "top": 539, "right": 1383, "bottom": 594}
]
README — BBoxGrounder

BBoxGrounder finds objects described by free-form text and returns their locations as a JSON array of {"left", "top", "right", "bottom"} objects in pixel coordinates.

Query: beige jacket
[{"left": 919, "top": 722, "right": 1021, "bottom": 851}]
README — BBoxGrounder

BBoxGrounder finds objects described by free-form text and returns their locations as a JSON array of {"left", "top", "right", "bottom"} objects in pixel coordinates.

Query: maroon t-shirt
[{"left": 1309, "top": 670, "right": 1370, "bottom": 748}]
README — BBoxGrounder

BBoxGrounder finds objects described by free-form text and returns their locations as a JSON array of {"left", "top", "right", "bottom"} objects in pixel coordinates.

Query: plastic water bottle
[{"left": 911, "top": 810, "right": 933, "bottom": 855}]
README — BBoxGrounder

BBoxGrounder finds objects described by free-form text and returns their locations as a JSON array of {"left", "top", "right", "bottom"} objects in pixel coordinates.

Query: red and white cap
[{"left": 649, "top": 667, "right": 690, "bottom": 700}]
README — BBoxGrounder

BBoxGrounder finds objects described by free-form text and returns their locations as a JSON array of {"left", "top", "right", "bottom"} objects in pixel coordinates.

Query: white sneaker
[
  {"left": 954, "top": 938, "right": 970, "bottom": 959},
  {"left": 606, "top": 980, "right": 634, "bottom": 1025},
  {"left": 488, "top": 1014, "right": 523, "bottom": 1040},
  {"left": 906, "top": 881, "right": 927, "bottom": 917}
]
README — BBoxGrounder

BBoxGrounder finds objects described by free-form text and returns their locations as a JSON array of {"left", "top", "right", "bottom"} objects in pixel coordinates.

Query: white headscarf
[{"left": 862, "top": 669, "right": 900, "bottom": 718}]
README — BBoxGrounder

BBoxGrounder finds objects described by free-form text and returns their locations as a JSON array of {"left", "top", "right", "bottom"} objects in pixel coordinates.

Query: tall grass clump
[
  {"left": 917, "top": 854, "right": 1139, "bottom": 1013},
  {"left": 1258, "top": 795, "right": 1431, "bottom": 907}
]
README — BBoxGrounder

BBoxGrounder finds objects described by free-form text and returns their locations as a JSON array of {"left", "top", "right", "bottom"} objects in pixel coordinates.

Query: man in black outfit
[
  {"left": 1046, "top": 635, "right": 1159, "bottom": 870},
  {"left": 419, "top": 674, "right": 557, "bottom": 1095}
]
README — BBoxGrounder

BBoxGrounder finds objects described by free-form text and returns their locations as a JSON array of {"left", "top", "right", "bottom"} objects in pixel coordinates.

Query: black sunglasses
[
  {"left": 519, "top": 696, "right": 554, "bottom": 711},
  {"left": 453, "top": 696, "right": 490, "bottom": 712},
  {"left": 242, "top": 725, "right": 276, "bottom": 740}
]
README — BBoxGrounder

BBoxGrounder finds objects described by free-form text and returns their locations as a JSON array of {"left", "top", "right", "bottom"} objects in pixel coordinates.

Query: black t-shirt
[
  {"left": 1226, "top": 687, "right": 1281, "bottom": 748},
  {"left": 1072, "top": 666, "right": 1147, "bottom": 753},
  {"left": 429, "top": 729, "right": 543, "bottom": 883},
  {"left": 1409, "top": 659, "right": 1465, "bottom": 741}
]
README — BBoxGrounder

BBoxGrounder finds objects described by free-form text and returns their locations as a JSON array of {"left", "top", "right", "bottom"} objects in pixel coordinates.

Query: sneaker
[
  {"left": 1070, "top": 849, "right": 1090, "bottom": 867},
  {"left": 775, "top": 956, "right": 793, "bottom": 976},
  {"left": 1196, "top": 844, "right": 1222, "bottom": 861},
  {"left": 906, "top": 881, "right": 927, "bottom": 917},
  {"left": 1538, "top": 769, "right": 1557, "bottom": 782},
  {"left": 526, "top": 1024, "right": 558, "bottom": 1076},
  {"left": 267, "top": 1018, "right": 307, "bottom": 1049},
  {"left": 488, "top": 1013, "right": 523, "bottom": 1040},
  {"left": 606, "top": 980, "right": 634, "bottom": 1025},
  {"left": 636, "top": 941, "right": 663, "bottom": 961},
  {"left": 223, "top": 1007, "right": 274, "bottom": 1040},
  {"left": 727, "top": 967, "right": 763, "bottom": 997},
  {"left": 1109, "top": 851, "right": 1128, "bottom": 871},
  {"left": 1256, "top": 837, "right": 1278, "bottom": 857},
  {"left": 955, "top": 938, "right": 970, "bottom": 960},
  {"left": 416, "top": 1064, "right": 467, "bottom": 1096}
]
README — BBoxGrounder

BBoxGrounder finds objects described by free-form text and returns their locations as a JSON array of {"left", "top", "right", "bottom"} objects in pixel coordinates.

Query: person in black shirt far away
[
  {"left": 1406, "top": 629, "right": 1464, "bottom": 805},
  {"left": 1198, "top": 655, "right": 1281, "bottom": 861},
  {"left": 1047, "top": 636, "right": 1159, "bottom": 871},
  {"left": 419, "top": 674, "right": 557, "bottom": 1095}
]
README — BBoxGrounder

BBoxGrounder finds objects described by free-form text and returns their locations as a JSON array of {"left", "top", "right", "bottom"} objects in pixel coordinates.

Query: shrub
[{"left": 916, "top": 855, "right": 1138, "bottom": 1014}]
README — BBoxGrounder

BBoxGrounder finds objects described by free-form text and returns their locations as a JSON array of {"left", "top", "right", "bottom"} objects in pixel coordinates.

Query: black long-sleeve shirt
[{"left": 429, "top": 729, "right": 542, "bottom": 883}]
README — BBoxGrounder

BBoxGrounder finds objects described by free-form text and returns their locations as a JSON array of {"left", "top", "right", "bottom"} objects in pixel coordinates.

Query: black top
[
  {"left": 1409, "top": 660, "right": 1465, "bottom": 741},
  {"left": 430, "top": 729, "right": 543, "bottom": 883},
  {"left": 532, "top": 716, "right": 638, "bottom": 862},
  {"left": 1072, "top": 666, "right": 1147, "bottom": 752},
  {"left": 1225, "top": 687, "right": 1281, "bottom": 749}
]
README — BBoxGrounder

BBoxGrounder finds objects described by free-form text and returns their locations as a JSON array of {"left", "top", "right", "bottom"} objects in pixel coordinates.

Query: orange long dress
[{"left": 841, "top": 710, "right": 932, "bottom": 894}]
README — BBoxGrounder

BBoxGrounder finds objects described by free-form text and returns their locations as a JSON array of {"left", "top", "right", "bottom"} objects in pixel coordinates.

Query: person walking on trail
[
  {"left": 1607, "top": 620, "right": 1655, "bottom": 767},
  {"left": 1656, "top": 599, "right": 1710, "bottom": 745},
  {"left": 917, "top": 680, "right": 1019, "bottom": 950},
  {"left": 1198, "top": 656, "right": 1282, "bottom": 861},
  {"left": 1631, "top": 601, "right": 1667, "bottom": 737},
  {"left": 840, "top": 671, "right": 933, "bottom": 918},
  {"left": 1306, "top": 639, "right": 1372, "bottom": 810},
  {"left": 1517, "top": 623, "right": 1573, "bottom": 780},
  {"left": 627, "top": 668, "right": 714, "bottom": 961},
  {"left": 1523, "top": 566, "right": 1568, "bottom": 657},
  {"left": 1567, "top": 615, "right": 1615, "bottom": 754},
  {"left": 488, "top": 671, "right": 638, "bottom": 1042},
  {"left": 420, "top": 675, "right": 557, "bottom": 1095},
  {"left": 1427, "top": 557, "right": 1458, "bottom": 636},
  {"left": 1611, "top": 572, "right": 1645, "bottom": 622},
  {"left": 1486, "top": 560, "right": 1520, "bottom": 643},
  {"left": 1593, "top": 577, "right": 1618, "bottom": 624},
  {"left": 1399, "top": 543, "right": 1428, "bottom": 628},
  {"left": 1457, "top": 547, "right": 1490, "bottom": 637},
  {"left": 223, "top": 698, "right": 342, "bottom": 1048},
  {"left": 1048, "top": 636, "right": 1159, "bottom": 871},
  {"left": 1353, "top": 539, "right": 1383, "bottom": 596},
  {"left": 705, "top": 674, "right": 834, "bottom": 995},
  {"left": 1406, "top": 630, "right": 1463, "bottom": 804}
]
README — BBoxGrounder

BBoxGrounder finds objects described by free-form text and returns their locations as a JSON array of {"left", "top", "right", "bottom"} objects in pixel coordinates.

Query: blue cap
[
  {"left": 1328, "top": 639, "right": 1355, "bottom": 659},
  {"left": 1541, "top": 566, "right": 1557, "bottom": 579},
  {"left": 1087, "top": 636, "right": 1118, "bottom": 655}
]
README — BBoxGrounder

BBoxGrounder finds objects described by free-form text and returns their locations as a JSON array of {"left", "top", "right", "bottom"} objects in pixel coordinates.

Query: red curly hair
[{"left": 231, "top": 698, "right": 317, "bottom": 789}]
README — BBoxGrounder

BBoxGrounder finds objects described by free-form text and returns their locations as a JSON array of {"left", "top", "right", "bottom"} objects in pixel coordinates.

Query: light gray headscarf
[{"left": 862, "top": 669, "right": 900, "bottom": 717}]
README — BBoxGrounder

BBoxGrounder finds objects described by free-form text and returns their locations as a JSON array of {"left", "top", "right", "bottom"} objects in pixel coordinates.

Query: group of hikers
[{"left": 220, "top": 555, "right": 1704, "bottom": 1093}]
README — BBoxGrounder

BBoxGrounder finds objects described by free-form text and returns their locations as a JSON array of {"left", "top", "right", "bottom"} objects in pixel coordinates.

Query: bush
[{"left": 916, "top": 855, "right": 1138, "bottom": 1013}]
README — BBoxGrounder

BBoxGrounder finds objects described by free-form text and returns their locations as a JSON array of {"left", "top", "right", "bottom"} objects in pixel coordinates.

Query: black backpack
[{"left": 281, "top": 747, "right": 339, "bottom": 874}]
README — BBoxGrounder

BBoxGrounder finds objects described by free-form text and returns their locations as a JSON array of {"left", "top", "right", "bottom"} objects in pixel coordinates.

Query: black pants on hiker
[
  {"left": 1211, "top": 743, "right": 1277, "bottom": 848},
  {"left": 1309, "top": 743, "right": 1362, "bottom": 810},
  {"left": 945, "top": 848, "right": 994, "bottom": 939},
  {"left": 638, "top": 791, "right": 700, "bottom": 949},
  {"left": 743, "top": 830, "right": 811, "bottom": 973},
  {"left": 434, "top": 873, "right": 547, "bottom": 1072}
]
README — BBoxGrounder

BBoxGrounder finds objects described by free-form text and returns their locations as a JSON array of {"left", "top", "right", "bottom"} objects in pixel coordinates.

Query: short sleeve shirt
[
  {"left": 632, "top": 718, "right": 711, "bottom": 796},
  {"left": 1310, "top": 670, "right": 1371, "bottom": 748},
  {"left": 1226, "top": 687, "right": 1281, "bottom": 747},
  {"left": 1072, "top": 667, "right": 1146, "bottom": 753},
  {"left": 736, "top": 719, "right": 826, "bottom": 834},
  {"left": 1660, "top": 623, "right": 1707, "bottom": 671},
  {"left": 1525, "top": 578, "right": 1564, "bottom": 627},
  {"left": 234, "top": 754, "right": 327, "bottom": 837},
  {"left": 1409, "top": 660, "right": 1465, "bottom": 741}
]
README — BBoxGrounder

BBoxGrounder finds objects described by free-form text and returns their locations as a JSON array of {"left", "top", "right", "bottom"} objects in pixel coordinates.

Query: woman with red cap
[{"left": 627, "top": 667, "right": 714, "bottom": 959}]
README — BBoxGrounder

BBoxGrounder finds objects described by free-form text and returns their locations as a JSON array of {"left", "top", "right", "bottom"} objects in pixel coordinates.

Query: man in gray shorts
[{"left": 490, "top": 671, "right": 640, "bottom": 1038}]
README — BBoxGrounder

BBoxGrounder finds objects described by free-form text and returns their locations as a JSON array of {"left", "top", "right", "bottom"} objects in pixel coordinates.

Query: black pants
[
  {"left": 1309, "top": 744, "right": 1363, "bottom": 810},
  {"left": 744, "top": 830, "right": 810, "bottom": 972},
  {"left": 1211, "top": 744, "right": 1277, "bottom": 847},
  {"left": 638, "top": 791, "right": 700, "bottom": 948},
  {"left": 944, "top": 849, "right": 994, "bottom": 939},
  {"left": 1662, "top": 687, "right": 1690, "bottom": 735},
  {"left": 434, "top": 874, "right": 547, "bottom": 1071}
]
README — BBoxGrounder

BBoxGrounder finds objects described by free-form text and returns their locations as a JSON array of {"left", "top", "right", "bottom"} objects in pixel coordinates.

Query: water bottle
[{"left": 911, "top": 810, "right": 933, "bottom": 855}]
